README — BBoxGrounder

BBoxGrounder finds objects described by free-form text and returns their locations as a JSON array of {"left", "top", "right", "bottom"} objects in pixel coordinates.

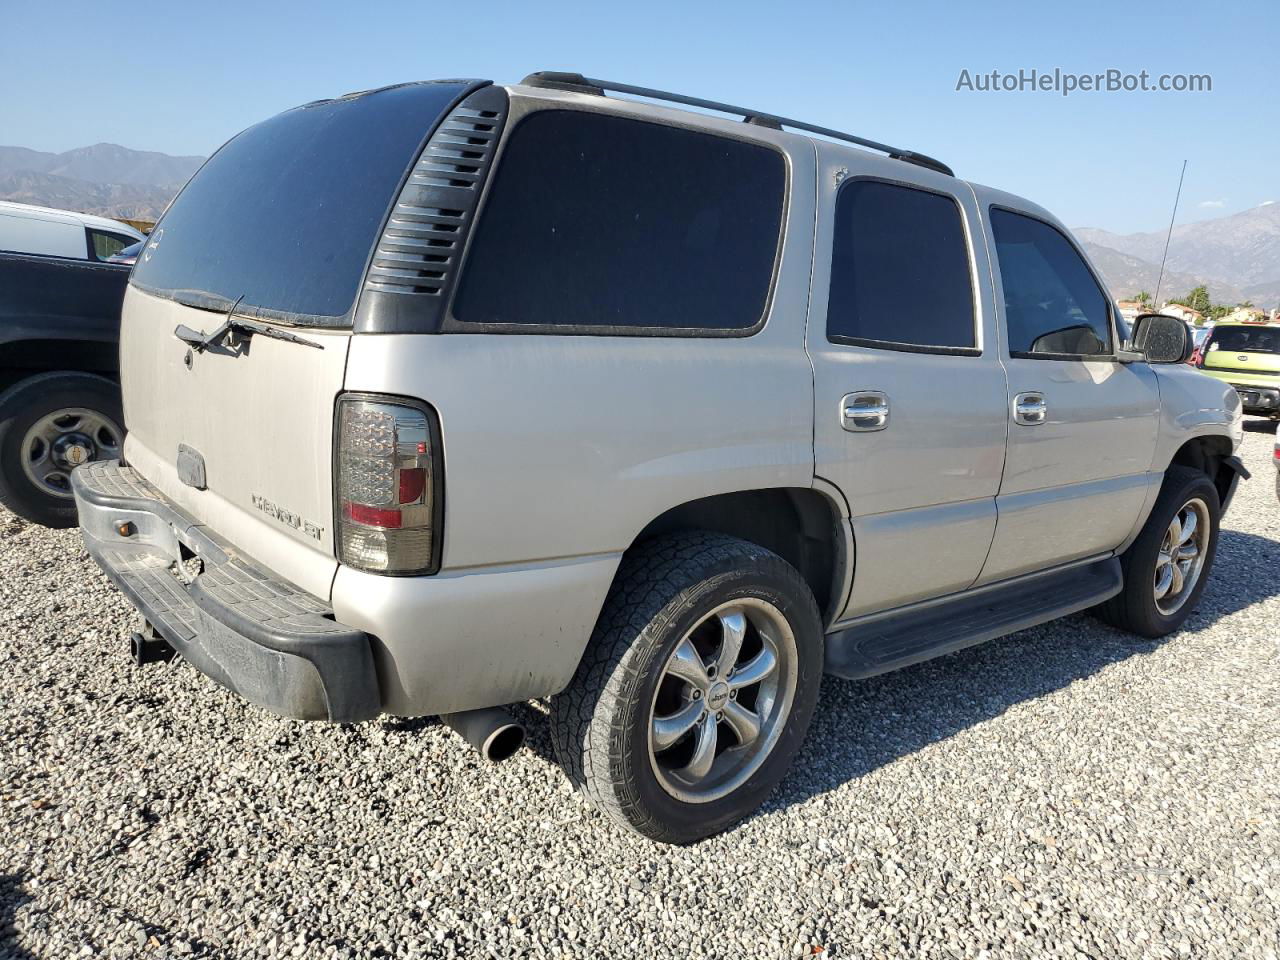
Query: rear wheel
[
  {"left": 549, "top": 532, "right": 823, "bottom": 843},
  {"left": 1097, "top": 466, "right": 1220, "bottom": 637},
  {"left": 0, "top": 372, "right": 123, "bottom": 528}
]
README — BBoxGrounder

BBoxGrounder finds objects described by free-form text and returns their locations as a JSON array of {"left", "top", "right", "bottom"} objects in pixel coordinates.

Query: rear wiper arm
[
  {"left": 174, "top": 302, "right": 323, "bottom": 353},
  {"left": 174, "top": 318, "right": 231, "bottom": 353},
  {"left": 224, "top": 316, "right": 324, "bottom": 349}
]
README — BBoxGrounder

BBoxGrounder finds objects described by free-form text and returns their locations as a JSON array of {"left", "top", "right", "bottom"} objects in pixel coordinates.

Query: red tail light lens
[{"left": 336, "top": 396, "right": 441, "bottom": 575}]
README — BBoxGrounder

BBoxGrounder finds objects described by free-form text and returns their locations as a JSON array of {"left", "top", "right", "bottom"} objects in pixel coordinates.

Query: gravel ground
[{"left": 2, "top": 424, "right": 1278, "bottom": 960}]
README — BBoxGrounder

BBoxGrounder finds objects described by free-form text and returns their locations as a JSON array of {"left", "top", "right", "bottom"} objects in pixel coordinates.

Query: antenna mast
[{"left": 1153, "top": 159, "right": 1187, "bottom": 306}]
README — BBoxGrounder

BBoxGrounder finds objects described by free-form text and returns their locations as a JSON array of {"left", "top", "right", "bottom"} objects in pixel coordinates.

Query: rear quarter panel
[{"left": 344, "top": 331, "right": 817, "bottom": 570}]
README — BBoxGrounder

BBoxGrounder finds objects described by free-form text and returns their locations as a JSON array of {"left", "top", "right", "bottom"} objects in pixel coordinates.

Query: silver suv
[{"left": 72, "top": 73, "right": 1249, "bottom": 843}]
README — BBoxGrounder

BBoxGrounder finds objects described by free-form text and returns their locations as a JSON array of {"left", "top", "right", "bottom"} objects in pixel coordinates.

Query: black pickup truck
[{"left": 0, "top": 251, "right": 128, "bottom": 526}]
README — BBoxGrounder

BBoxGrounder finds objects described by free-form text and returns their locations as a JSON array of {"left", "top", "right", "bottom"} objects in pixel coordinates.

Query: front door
[
  {"left": 809, "top": 150, "right": 1009, "bottom": 620},
  {"left": 978, "top": 204, "right": 1160, "bottom": 584}
]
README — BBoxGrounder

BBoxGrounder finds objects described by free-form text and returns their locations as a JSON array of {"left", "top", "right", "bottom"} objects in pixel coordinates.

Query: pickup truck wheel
[
  {"left": 549, "top": 532, "right": 823, "bottom": 843},
  {"left": 1097, "top": 466, "right": 1220, "bottom": 638},
  {"left": 0, "top": 372, "right": 123, "bottom": 528}
]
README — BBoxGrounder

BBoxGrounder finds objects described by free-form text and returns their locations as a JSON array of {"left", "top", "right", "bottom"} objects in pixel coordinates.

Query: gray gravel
[{"left": 2, "top": 424, "right": 1278, "bottom": 960}]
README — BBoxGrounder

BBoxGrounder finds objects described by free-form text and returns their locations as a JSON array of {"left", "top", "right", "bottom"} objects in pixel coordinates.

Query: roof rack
[{"left": 521, "top": 72, "right": 954, "bottom": 178}]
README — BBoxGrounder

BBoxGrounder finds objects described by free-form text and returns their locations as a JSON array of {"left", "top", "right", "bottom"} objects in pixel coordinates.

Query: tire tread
[
  {"left": 1096, "top": 465, "right": 1220, "bottom": 637},
  {"left": 549, "top": 531, "right": 818, "bottom": 843}
]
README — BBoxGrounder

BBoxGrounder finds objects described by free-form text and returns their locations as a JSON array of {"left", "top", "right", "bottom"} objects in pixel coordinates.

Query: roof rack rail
[{"left": 521, "top": 72, "right": 954, "bottom": 178}]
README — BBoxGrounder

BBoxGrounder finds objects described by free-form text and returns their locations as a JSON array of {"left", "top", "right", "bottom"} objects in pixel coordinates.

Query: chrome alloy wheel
[
  {"left": 21, "top": 407, "right": 122, "bottom": 499},
  {"left": 647, "top": 597, "right": 798, "bottom": 803},
  {"left": 1154, "top": 497, "right": 1210, "bottom": 616}
]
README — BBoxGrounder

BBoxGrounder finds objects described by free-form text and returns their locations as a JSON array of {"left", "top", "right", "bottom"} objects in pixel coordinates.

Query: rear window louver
[{"left": 355, "top": 84, "right": 509, "bottom": 333}]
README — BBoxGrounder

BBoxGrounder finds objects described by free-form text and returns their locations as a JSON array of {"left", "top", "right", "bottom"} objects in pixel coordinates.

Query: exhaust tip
[
  {"left": 482, "top": 722, "right": 526, "bottom": 763},
  {"left": 442, "top": 707, "right": 527, "bottom": 763}
]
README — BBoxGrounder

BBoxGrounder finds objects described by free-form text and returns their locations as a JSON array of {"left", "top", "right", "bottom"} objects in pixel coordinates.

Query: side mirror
[{"left": 1130, "top": 313, "right": 1192, "bottom": 364}]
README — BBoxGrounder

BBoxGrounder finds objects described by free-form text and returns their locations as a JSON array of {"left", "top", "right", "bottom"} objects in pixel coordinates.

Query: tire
[
  {"left": 549, "top": 531, "right": 824, "bottom": 843},
  {"left": 0, "top": 371, "right": 124, "bottom": 528},
  {"left": 1096, "top": 466, "right": 1221, "bottom": 638}
]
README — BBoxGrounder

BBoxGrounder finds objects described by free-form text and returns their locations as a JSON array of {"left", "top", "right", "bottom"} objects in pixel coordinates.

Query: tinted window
[
  {"left": 827, "top": 181, "right": 975, "bottom": 350},
  {"left": 453, "top": 111, "right": 785, "bottom": 332},
  {"left": 1206, "top": 325, "right": 1280, "bottom": 355},
  {"left": 991, "top": 210, "right": 1112, "bottom": 357},
  {"left": 130, "top": 81, "right": 470, "bottom": 325},
  {"left": 89, "top": 230, "right": 133, "bottom": 261}
]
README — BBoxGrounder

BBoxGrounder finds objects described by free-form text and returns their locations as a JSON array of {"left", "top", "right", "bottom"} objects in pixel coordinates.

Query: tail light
[{"left": 335, "top": 395, "right": 442, "bottom": 575}]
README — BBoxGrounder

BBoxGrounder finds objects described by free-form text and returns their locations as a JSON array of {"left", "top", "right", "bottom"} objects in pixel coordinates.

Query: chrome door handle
[
  {"left": 841, "top": 391, "right": 890, "bottom": 432},
  {"left": 1013, "top": 391, "right": 1047, "bottom": 425}
]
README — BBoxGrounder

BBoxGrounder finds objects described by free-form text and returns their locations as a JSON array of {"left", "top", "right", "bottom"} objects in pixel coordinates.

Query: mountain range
[
  {"left": 2, "top": 143, "right": 1277, "bottom": 307},
  {"left": 0, "top": 143, "right": 204, "bottom": 221},
  {"left": 1074, "top": 202, "right": 1280, "bottom": 309}
]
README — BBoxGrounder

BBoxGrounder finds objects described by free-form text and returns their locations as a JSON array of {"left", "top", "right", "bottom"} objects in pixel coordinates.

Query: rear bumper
[
  {"left": 1227, "top": 383, "right": 1280, "bottom": 414},
  {"left": 72, "top": 460, "right": 380, "bottom": 722}
]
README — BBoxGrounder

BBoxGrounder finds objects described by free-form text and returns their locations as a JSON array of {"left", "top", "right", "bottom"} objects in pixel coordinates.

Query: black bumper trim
[
  {"left": 1230, "top": 384, "right": 1280, "bottom": 412},
  {"left": 72, "top": 460, "right": 380, "bottom": 723},
  {"left": 1220, "top": 455, "right": 1250, "bottom": 515}
]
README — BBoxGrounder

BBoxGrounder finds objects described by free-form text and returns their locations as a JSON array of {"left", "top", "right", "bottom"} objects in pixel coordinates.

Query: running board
[{"left": 825, "top": 558, "right": 1123, "bottom": 679}]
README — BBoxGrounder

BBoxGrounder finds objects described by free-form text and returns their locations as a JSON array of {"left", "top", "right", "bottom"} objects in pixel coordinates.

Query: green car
[{"left": 1198, "top": 321, "right": 1280, "bottom": 418}]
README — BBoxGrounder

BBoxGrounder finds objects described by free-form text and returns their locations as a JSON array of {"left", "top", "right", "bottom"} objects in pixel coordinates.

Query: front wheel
[
  {"left": 549, "top": 532, "right": 824, "bottom": 843},
  {"left": 1097, "top": 466, "right": 1221, "bottom": 638},
  {"left": 0, "top": 372, "right": 124, "bottom": 528}
]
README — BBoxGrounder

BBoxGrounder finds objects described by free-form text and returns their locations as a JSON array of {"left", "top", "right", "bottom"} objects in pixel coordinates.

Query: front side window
[
  {"left": 452, "top": 110, "right": 786, "bottom": 333},
  {"left": 991, "top": 209, "right": 1112, "bottom": 357},
  {"left": 88, "top": 230, "right": 133, "bottom": 261},
  {"left": 826, "top": 180, "right": 976, "bottom": 352}
]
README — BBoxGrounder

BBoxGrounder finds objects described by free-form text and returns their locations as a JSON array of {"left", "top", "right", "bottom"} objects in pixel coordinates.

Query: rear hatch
[
  {"left": 1200, "top": 323, "right": 1280, "bottom": 387},
  {"left": 121, "top": 81, "right": 474, "bottom": 598}
]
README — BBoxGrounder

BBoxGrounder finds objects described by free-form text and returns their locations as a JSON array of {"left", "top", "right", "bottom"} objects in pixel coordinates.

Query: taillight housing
[{"left": 335, "top": 394, "right": 443, "bottom": 576}]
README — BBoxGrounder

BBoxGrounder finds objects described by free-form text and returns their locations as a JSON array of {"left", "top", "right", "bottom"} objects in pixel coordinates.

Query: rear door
[
  {"left": 809, "top": 148, "right": 1009, "bottom": 620},
  {"left": 121, "top": 81, "right": 476, "bottom": 599},
  {"left": 978, "top": 203, "right": 1159, "bottom": 584}
]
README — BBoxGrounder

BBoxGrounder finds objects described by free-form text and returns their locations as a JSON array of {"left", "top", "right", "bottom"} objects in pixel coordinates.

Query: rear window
[
  {"left": 1206, "top": 325, "right": 1280, "bottom": 355},
  {"left": 130, "top": 81, "right": 471, "bottom": 326},
  {"left": 452, "top": 110, "right": 786, "bottom": 333}
]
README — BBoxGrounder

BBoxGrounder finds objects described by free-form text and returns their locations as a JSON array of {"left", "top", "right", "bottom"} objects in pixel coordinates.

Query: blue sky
[{"left": 2, "top": 0, "right": 1275, "bottom": 233}]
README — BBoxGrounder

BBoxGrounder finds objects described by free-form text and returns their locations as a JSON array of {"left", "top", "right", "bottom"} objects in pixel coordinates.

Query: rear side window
[
  {"left": 452, "top": 111, "right": 785, "bottom": 333},
  {"left": 826, "top": 180, "right": 976, "bottom": 352},
  {"left": 130, "top": 81, "right": 472, "bottom": 326},
  {"left": 991, "top": 209, "right": 1113, "bottom": 357},
  {"left": 88, "top": 230, "right": 134, "bottom": 261}
]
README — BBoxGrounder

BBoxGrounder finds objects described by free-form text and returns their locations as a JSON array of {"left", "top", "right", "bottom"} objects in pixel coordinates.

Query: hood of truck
[{"left": 120, "top": 286, "right": 350, "bottom": 599}]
